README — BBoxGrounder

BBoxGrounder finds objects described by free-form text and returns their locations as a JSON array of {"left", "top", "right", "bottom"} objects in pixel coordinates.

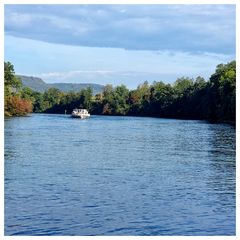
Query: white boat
[{"left": 71, "top": 109, "right": 90, "bottom": 119}]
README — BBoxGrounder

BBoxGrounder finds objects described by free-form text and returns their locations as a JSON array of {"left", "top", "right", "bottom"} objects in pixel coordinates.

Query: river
[{"left": 4, "top": 114, "right": 236, "bottom": 235}]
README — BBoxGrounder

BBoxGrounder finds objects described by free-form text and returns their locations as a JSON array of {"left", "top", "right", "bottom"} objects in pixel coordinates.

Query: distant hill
[
  {"left": 48, "top": 83, "right": 104, "bottom": 95},
  {"left": 17, "top": 75, "right": 105, "bottom": 95},
  {"left": 18, "top": 75, "right": 48, "bottom": 93}
]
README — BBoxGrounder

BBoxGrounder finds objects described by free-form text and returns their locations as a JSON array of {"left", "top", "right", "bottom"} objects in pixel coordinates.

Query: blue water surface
[{"left": 4, "top": 114, "right": 236, "bottom": 236}]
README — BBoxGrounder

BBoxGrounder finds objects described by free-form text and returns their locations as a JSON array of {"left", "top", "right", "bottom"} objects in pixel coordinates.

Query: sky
[{"left": 4, "top": 4, "right": 236, "bottom": 89}]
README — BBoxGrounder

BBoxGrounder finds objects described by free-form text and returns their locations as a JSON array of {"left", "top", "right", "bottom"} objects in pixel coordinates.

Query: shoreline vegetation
[{"left": 4, "top": 61, "right": 236, "bottom": 124}]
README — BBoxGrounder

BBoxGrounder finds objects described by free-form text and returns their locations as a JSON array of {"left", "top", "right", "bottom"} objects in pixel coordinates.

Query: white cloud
[
  {"left": 6, "top": 12, "right": 33, "bottom": 28},
  {"left": 38, "top": 70, "right": 115, "bottom": 79}
]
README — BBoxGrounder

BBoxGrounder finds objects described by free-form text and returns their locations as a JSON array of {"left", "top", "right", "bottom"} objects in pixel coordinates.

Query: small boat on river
[{"left": 71, "top": 109, "right": 90, "bottom": 119}]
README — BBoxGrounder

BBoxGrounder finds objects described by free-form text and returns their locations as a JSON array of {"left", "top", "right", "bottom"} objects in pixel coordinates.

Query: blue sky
[{"left": 4, "top": 4, "right": 236, "bottom": 88}]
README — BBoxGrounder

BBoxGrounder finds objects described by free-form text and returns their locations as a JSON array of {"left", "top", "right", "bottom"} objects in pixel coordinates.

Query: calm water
[{"left": 4, "top": 114, "right": 236, "bottom": 236}]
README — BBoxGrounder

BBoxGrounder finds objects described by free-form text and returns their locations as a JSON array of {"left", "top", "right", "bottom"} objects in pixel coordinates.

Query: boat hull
[{"left": 71, "top": 114, "right": 90, "bottom": 119}]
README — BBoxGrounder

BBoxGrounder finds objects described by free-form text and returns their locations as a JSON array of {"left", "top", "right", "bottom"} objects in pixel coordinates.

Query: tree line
[{"left": 4, "top": 60, "right": 236, "bottom": 122}]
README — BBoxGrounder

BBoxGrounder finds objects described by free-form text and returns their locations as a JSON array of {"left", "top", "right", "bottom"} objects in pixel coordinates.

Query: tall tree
[{"left": 4, "top": 62, "right": 32, "bottom": 116}]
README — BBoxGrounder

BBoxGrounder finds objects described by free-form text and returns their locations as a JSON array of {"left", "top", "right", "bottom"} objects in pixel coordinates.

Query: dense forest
[{"left": 4, "top": 60, "right": 236, "bottom": 123}]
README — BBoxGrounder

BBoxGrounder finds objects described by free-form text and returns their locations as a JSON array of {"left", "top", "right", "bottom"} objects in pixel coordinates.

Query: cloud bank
[{"left": 5, "top": 4, "right": 236, "bottom": 54}]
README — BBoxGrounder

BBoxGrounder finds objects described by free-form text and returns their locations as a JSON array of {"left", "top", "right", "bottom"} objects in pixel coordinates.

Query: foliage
[
  {"left": 5, "top": 95, "right": 32, "bottom": 117},
  {"left": 98, "top": 84, "right": 130, "bottom": 115},
  {"left": 4, "top": 62, "right": 22, "bottom": 91},
  {"left": 4, "top": 60, "right": 236, "bottom": 123},
  {"left": 4, "top": 62, "right": 32, "bottom": 117},
  {"left": 207, "top": 61, "right": 236, "bottom": 121}
]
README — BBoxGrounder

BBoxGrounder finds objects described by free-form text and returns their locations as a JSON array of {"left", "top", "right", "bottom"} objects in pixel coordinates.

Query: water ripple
[{"left": 5, "top": 114, "right": 235, "bottom": 236}]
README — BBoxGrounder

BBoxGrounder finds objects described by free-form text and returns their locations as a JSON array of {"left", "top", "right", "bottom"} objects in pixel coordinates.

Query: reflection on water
[
  {"left": 5, "top": 114, "right": 235, "bottom": 236},
  {"left": 206, "top": 124, "right": 235, "bottom": 224}
]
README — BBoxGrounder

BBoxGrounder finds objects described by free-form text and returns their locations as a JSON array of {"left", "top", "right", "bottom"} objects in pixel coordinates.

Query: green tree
[
  {"left": 112, "top": 85, "right": 129, "bottom": 115},
  {"left": 21, "top": 87, "right": 35, "bottom": 100},
  {"left": 208, "top": 61, "right": 236, "bottom": 121},
  {"left": 77, "top": 87, "right": 93, "bottom": 110},
  {"left": 128, "top": 81, "right": 150, "bottom": 115},
  {"left": 102, "top": 85, "right": 114, "bottom": 114},
  {"left": 4, "top": 61, "right": 32, "bottom": 116},
  {"left": 4, "top": 61, "right": 22, "bottom": 96},
  {"left": 43, "top": 88, "right": 62, "bottom": 109},
  {"left": 173, "top": 77, "right": 194, "bottom": 98},
  {"left": 149, "top": 81, "right": 174, "bottom": 116}
]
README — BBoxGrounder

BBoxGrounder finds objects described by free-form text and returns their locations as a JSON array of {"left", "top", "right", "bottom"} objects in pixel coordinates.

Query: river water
[{"left": 4, "top": 114, "right": 236, "bottom": 235}]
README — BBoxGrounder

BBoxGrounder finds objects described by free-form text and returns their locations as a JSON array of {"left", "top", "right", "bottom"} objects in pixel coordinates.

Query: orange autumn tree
[{"left": 5, "top": 96, "right": 32, "bottom": 116}]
